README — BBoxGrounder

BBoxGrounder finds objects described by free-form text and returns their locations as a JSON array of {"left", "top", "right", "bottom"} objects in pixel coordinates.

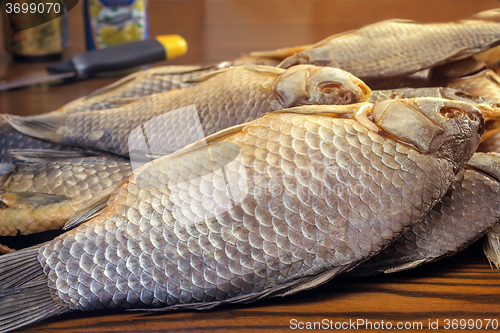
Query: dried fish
[
  {"left": 0, "top": 155, "right": 131, "bottom": 237},
  {"left": 4, "top": 65, "right": 370, "bottom": 157},
  {"left": 0, "top": 97, "right": 483, "bottom": 332},
  {"left": 269, "top": 9, "right": 500, "bottom": 83}
]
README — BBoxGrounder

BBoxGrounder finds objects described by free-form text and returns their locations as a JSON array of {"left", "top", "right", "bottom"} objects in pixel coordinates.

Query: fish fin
[
  {"left": 0, "top": 245, "right": 71, "bottom": 332},
  {"left": 9, "top": 149, "right": 104, "bottom": 162},
  {"left": 131, "top": 265, "right": 350, "bottom": 312},
  {"left": 271, "top": 103, "right": 371, "bottom": 116},
  {"left": 469, "top": 8, "right": 500, "bottom": 22},
  {"left": 0, "top": 192, "right": 70, "bottom": 209},
  {"left": 0, "top": 244, "right": 45, "bottom": 289},
  {"left": 64, "top": 182, "right": 124, "bottom": 230},
  {"left": 151, "top": 63, "right": 230, "bottom": 76},
  {"left": 194, "top": 123, "right": 249, "bottom": 146},
  {"left": 184, "top": 67, "right": 233, "bottom": 83},
  {"left": 85, "top": 72, "right": 140, "bottom": 99},
  {"left": 0, "top": 243, "right": 14, "bottom": 255},
  {"left": 0, "top": 164, "right": 15, "bottom": 185},
  {"left": 243, "top": 64, "right": 285, "bottom": 76},
  {"left": 383, "top": 259, "right": 428, "bottom": 274},
  {"left": 105, "top": 97, "right": 142, "bottom": 109},
  {"left": 3, "top": 114, "right": 66, "bottom": 142},
  {"left": 249, "top": 44, "right": 314, "bottom": 60},
  {"left": 484, "top": 225, "right": 500, "bottom": 269},
  {"left": 273, "top": 265, "right": 349, "bottom": 298}
]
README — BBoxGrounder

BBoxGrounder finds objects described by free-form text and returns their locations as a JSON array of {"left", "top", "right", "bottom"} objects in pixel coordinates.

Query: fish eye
[{"left": 439, "top": 106, "right": 464, "bottom": 118}]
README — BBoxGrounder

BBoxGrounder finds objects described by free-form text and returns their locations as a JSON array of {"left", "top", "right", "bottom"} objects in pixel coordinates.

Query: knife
[{"left": 0, "top": 34, "right": 187, "bottom": 91}]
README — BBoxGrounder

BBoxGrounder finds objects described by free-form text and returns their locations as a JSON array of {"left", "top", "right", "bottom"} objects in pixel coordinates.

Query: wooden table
[{"left": 1, "top": 1, "right": 500, "bottom": 332}]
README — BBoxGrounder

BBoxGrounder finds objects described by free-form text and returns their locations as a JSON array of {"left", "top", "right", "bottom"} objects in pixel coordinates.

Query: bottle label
[{"left": 84, "top": 0, "right": 148, "bottom": 50}]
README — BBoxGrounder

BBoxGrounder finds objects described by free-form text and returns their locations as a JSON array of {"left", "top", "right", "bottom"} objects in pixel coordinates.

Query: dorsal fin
[
  {"left": 243, "top": 64, "right": 285, "bottom": 75},
  {"left": 270, "top": 103, "right": 371, "bottom": 116},
  {"left": 105, "top": 97, "right": 141, "bottom": 109},
  {"left": 185, "top": 67, "right": 233, "bottom": 83},
  {"left": 150, "top": 64, "right": 208, "bottom": 75},
  {"left": 249, "top": 44, "right": 314, "bottom": 60}
]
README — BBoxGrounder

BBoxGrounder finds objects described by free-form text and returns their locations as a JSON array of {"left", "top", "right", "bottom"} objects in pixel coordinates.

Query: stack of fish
[{"left": 3, "top": 8, "right": 500, "bottom": 333}]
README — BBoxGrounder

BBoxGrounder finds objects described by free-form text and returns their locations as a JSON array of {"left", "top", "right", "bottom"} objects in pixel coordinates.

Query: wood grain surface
[{"left": 1, "top": 1, "right": 500, "bottom": 332}]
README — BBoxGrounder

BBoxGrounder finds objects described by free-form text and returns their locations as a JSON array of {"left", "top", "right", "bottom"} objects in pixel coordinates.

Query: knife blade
[{"left": 0, "top": 34, "right": 187, "bottom": 91}]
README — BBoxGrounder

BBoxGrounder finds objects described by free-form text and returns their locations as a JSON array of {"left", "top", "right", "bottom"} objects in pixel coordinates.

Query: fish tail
[
  {"left": 2, "top": 113, "right": 67, "bottom": 143},
  {"left": 0, "top": 245, "right": 71, "bottom": 333}
]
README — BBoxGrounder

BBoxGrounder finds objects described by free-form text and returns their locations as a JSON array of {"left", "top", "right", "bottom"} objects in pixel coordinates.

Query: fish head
[
  {"left": 372, "top": 97, "right": 484, "bottom": 172},
  {"left": 274, "top": 65, "right": 370, "bottom": 108}
]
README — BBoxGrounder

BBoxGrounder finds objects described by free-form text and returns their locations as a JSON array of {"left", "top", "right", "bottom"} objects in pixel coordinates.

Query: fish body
[
  {"left": 0, "top": 58, "right": 280, "bottom": 163},
  {"left": 369, "top": 87, "right": 497, "bottom": 105},
  {"left": 349, "top": 153, "right": 500, "bottom": 276},
  {"left": 275, "top": 11, "right": 500, "bottom": 82},
  {"left": 448, "top": 69, "right": 500, "bottom": 104},
  {"left": 5, "top": 65, "right": 370, "bottom": 157},
  {"left": 0, "top": 156, "right": 131, "bottom": 236},
  {"left": 53, "top": 57, "right": 281, "bottom": 115},
  {"left": 0, "top": 98, "right": 483, "bottom": 332}
]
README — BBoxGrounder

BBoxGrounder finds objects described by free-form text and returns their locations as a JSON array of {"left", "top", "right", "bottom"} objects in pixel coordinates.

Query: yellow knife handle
[{"left": 155, "top": 35, "right": 188, "bottom": 59}]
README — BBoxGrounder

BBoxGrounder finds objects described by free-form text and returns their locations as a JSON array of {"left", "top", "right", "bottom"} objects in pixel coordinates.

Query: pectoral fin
[
  {"left": 64, "top": 182, "right": 125, "bottom": 230},
  {"left": 9, "top": 149, "right": 103, "bottom": 162},
  {"left": 3, "top": 114, "right": 67, "bottom": 143},
  {"left": 0, "top": 192, "right": 70, "bottom": 209}
]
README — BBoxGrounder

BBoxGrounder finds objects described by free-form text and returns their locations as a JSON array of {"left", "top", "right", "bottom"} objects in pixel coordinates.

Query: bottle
[
  {"left": 3, "top": 12, "right": 69, "bottom": 62},
  {"left": 83, "top": 0, "right": 148, "bottom": 50}
]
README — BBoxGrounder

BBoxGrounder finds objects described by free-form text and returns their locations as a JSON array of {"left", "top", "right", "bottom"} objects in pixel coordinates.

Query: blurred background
[{"left": 1, "top": 0, "right": 500, "bottom": 114}]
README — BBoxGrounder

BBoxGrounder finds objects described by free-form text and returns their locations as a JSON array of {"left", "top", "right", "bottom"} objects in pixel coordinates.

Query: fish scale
[
  {"left": 33, "top": 110, "right": 457, "bottom": 312},
  {"left": 349, "top": 153, "right": 500, "bottom": 276}
]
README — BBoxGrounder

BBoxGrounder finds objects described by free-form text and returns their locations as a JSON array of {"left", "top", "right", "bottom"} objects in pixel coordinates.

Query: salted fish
[
  {"left": 269, "top": 9, "right": 500, "bottom": 83},
  {"left": 0, "top": 97, "right": 483, "bottom": 332},
  {"left": 4, "top": 65, "right": 370, "bottom": 157},
  {"left": 0, "top": 155, "right": 131, "bottom": 237}
]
